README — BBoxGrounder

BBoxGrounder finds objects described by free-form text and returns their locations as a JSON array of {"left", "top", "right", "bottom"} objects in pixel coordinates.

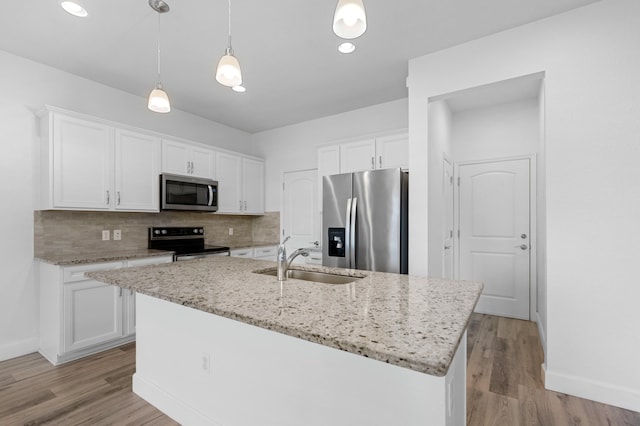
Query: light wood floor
[
  {"left": 1, "top": 314, "right": 638, "bottom": 425},
  {"left": 466, "top": 313, "right": 640, "bottom": 425}
]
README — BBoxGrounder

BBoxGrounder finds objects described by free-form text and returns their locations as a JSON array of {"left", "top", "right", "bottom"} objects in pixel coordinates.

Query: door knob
[{"left": 515, "top": 244, "right": 528, "bottom": 250}]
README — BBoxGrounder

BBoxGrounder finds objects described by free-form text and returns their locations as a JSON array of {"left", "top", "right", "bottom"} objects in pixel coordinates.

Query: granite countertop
[
  {"left": 35, "top": 249, "right": 174, "bottom": 266},
  {"left": 86, "top": 256, "right": 482, "bottom": 376}
]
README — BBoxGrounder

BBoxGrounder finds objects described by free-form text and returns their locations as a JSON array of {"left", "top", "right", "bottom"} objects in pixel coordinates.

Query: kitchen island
[{"left": 87, "top": 256, "right": 482, "bottom": 426}]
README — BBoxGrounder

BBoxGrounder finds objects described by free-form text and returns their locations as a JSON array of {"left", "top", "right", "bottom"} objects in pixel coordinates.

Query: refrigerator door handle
[
  {"left": 350, "top": 197, "right": 358, "bottom": 269},
  {"left": 345, "top": 198, "right": 353, "bottom": 268}
]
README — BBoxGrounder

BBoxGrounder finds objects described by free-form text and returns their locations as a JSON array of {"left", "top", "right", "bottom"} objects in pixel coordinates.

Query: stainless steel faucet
[{"left": 277, "top": 236, "right": 310, "bottom": 281}]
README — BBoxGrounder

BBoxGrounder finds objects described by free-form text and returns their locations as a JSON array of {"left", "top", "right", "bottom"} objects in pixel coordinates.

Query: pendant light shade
[
  {"left": 216, "top": 48, "right": 242, "bottom": 87},
  {"left": 148, "top": 84, "right": 171, "bottom": 113},
  {"left": 333, "top": 0, "right": 367, "bottom": 39},
  {"left": 216, "top": 0, "right": 242, "bottom": 88},
  {"left": 148, "top": 0, "right": 171, "bottom": 113}
]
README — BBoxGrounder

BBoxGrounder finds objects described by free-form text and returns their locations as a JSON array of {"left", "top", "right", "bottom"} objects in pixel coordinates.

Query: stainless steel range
[{"left": 148, "top": 226, "right": 230, "bottom": 261}]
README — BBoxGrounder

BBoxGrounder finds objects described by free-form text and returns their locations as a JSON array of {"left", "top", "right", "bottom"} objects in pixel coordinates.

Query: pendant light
[
  {"left": 216, "top": 0, "right": 242, "bottom": 87},
  {"left": 333, "top": 0, "right": 367, "bottom": 39},
  {"left": 148, "top": 0, "right": 171, "bottom": 113}
]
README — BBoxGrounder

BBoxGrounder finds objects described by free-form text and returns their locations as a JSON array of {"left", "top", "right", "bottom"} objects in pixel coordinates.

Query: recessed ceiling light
[
  {"left": 338, "top": 42, "right": 356, "bottom": 54},
  {"left": 232, "top": 85, "right": 246, "bottom": 93},
  {"left": 60, "top": 1, "right": 88, "bottom": 17}
]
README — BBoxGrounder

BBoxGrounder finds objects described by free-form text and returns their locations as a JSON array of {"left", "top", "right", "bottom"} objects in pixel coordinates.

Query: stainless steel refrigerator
[{"left": 322, "top": 168, "right": 408, "bottom": 274}]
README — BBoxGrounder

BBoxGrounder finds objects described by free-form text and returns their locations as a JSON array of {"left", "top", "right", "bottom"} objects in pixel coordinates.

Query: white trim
[
  {"left": 544, "top": 368, "right": 640, "bottom": 413},
  {"left": 0, "top": 337, "right": 39, "bottom": 362},
  {"left": 133, "top": 374, "right": 220, "bottom": 426}
]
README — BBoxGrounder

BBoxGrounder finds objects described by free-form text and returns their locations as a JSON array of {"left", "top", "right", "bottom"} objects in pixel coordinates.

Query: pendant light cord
[
  {"left": 227, "top": 0, "right": 232, "bottom": 51},
  {"left": 157, "top": 12, "right": 162, "bottom": 84}
]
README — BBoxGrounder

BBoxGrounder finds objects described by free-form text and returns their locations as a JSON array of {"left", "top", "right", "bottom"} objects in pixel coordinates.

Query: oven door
[{"left": 161, "top": 174, "right": 218, "bottom": 212}]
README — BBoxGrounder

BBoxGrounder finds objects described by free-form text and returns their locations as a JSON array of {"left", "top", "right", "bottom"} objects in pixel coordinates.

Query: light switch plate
[
  {"left": 102, "top": 230, "right": 110, "bottom": 241},
  {"left": 113, "top": 229, "right": 122, "bottom": 240},
  {"left": 228, "top": 227, "right": 233, "bottom": 236}
]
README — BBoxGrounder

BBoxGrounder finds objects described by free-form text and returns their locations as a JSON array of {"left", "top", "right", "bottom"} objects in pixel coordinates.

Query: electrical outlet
[
  {"left": 102, "top": 230, "right": 110, "bottom": 241},
  {"left": 201, "top": 352, "right": 211, "bottom": 375},
  {"left": 113, "top": 229, "right": 122, "bottom": 241},
  {"left": 228, "top": 227, "right": 233, "bottom": 236}
]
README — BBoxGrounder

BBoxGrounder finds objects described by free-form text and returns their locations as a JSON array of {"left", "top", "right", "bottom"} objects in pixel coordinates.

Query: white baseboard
[
  {"left": 544, "top": 367, "right": 640, "bottom": 413},
  {"left": 0, "top": 337, "right": 38, "bottom": 362},
  {"left": 133, "top": 373, "right": 221, "bottom": 426}
]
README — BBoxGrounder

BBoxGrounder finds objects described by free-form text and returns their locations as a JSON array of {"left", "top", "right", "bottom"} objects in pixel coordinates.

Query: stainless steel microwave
[{"left": 160, "top": 174, "right": 218, "bottom": 212}]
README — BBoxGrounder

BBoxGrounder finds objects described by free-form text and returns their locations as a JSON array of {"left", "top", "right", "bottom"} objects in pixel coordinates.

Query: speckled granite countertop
[
  {"left": 87, "top": 256, "right": 482, "bottom": 376},
  {"left": 35, "top": 249, "right": 174, "bottom": 266}
]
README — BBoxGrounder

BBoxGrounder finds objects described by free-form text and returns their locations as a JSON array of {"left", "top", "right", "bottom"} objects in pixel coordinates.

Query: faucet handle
[{"left": 281, "top": 235, "right": 291, "bottom": 245}]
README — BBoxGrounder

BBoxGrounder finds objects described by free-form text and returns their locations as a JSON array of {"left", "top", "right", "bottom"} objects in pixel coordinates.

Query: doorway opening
[{"left": 427, "top": 72, "right": 546, "bottom": 322}]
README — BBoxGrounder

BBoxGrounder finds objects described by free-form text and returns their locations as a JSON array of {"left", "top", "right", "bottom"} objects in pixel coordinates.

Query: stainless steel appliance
[
  {"left": 160, "top": 173, "right": 218, "bottom": 212},
  {"left": 148, "top": 226, "right": 230, "bottom": 261},
  {"left": 323, "top": 168, "right": 408, "bottom": 274}
]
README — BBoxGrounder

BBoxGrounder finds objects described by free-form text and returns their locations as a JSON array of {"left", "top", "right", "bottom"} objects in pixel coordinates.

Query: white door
[
  {"left": 458, "top": 158, "right": 530, "bottom": 320},
  {"left": 443, "top": 157, "right": 454, "bottom": 279},
  {"left": 282, "top": 170, "right": 318, "bottom": 263}
]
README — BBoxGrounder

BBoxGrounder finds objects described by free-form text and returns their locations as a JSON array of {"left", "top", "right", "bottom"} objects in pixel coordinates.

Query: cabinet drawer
[
  {"left": 230, "top": 248, "right": 254, "bottom": 258},
  {"left": 253, "top": 246, "right": 278, "bottom": 259},
  {"left": 63, "top": 261, "right": 122, "bottom": 283}
]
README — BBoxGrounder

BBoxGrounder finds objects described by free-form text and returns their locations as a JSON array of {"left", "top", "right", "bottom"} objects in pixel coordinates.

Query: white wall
[
  {"left": 426, "top": 101, "right": 452, "bottom": 277},
  {"left": 0, "top": 49, "right": 252, "bottom": 361},
  {"left": 252, "top": 99, "right": 408, "bottom": 213},
  {"left": 451, "top": 98, "right": 539, "bottom": 162},
  {"left": 409, "top": 0, "right": 640, "bottom": 412}
]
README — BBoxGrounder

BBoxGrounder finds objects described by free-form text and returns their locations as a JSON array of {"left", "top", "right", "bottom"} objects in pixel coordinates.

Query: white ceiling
[{"left": 0, "top": 0, "right": 598, "bottom": 133}]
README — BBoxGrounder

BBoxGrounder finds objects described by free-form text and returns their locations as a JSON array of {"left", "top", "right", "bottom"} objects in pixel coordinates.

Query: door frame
[{"left": 453, "top": 154, "right": 537, "bottom": 320}]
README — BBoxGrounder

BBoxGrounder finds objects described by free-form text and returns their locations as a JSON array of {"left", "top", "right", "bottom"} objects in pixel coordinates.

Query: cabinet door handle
[
  {"left": 106, "top": 190, "right": 110, "bottom": 205},
  {"left": 119, "top": 287, "right": 122, "bottom": 297},
  {"left": 244, "top": 200, "right": 247, "bottom": 210},
  {"left": 379, "top": 155, "right": 382, "bottom": 168},
  {"left": 117, "top": 191, "right": 121, "bottom": 205},
  {"left": 371, "top": 156, "right": 375, "bottom": 169},
  {"left": 191, "top": 161, "right": 194, "bottom": 174},
  {"left": 239, "top": 200, "right": 243, "bottom": 210}
]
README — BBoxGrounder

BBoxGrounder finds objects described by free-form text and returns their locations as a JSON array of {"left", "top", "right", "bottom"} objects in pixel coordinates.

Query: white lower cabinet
[
  {"left": 38, "top": 255, "right": 173, "bottom": 365},
  {"left": 253, "top": 245, "right": 278, "bottom": 261},
  {"left": 230, "top": 247, "right": 254, "bottom": 258}
]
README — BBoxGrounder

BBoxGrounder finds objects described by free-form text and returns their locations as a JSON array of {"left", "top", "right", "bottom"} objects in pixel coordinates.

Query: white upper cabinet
[
  {"left": 38, "top": 107, "right": 264, "bottom": 214},
  {"left": 216, "top": 152, "right": 264, "bottom": 214},
  {"left": 318, "top": 130, "right": 408, "bottom": 178},
  {"left": 51, "top": 114, "right": 113, "bottom": 210},
  {"left": 243, "top": 157, "right": 265, "bottom": 214},
  {"left": 216, "top": 152, "right": 243, "bottom": 213},
  {"left": 376, "top": 132, "right": 409, "bottom": 169},
  {"left": 114, "top": 129, "right": 160, "bottom": 211},
  {"left": 161, "top": 139, "right": 216, "bottom": 179},
  {"left": 41, "top": 109, "right": 161, "bottom": 212},
  {"left": 340, "top": 138, "right": 376, "bottom": 173}
]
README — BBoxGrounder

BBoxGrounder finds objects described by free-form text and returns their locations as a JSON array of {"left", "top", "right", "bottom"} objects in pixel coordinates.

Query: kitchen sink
[{"left": 254, "top": 268, "right": 361, "bottom": 284}]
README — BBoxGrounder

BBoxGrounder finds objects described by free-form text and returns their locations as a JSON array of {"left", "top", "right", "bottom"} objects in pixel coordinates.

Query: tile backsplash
[{"left": 34, "top": 210, "right": 280, "bottom": 258}]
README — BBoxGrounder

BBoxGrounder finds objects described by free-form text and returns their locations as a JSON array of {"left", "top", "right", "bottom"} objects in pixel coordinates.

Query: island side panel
[{"left": 133, "top": 294, "right": 466, "bottom": 426}]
